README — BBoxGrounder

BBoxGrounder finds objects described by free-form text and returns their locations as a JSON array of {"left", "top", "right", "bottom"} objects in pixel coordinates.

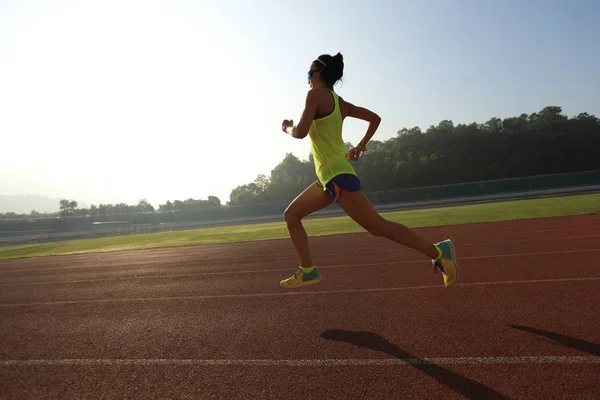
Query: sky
[{"left": 1, "top": 0, "right": 599, "bottom": 210}]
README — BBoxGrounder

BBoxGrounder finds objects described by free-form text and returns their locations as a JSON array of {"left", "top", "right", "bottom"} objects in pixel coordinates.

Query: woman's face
[{"left": 307, "top": 62, "right": 322, "bottom": 87}]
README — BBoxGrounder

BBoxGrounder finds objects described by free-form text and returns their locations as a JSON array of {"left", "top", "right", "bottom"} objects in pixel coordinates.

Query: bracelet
[{"left": 356, "top": 143, "right": 366, "bottom": 151}]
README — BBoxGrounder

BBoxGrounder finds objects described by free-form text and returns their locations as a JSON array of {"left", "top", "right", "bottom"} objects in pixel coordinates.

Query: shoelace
[
  {"left": 432, "top": 259, "right": 445, "bottom": 274},
  {"left": 293, "top": 268, "right": 302, "bottom": 278}
]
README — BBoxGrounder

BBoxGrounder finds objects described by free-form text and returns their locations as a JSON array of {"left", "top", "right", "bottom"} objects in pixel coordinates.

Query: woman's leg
[
  {"left": 284, "top": 182, "right": 334, "bottom": 268},
  {"left": 336, "top": 190, "right": 439, "bottom": 259},
  {"left": 336, "top": 188, "right": 458, "bottom": 286}
]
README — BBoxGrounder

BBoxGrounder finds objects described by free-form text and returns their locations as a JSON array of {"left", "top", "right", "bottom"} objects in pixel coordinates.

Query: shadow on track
[
  {"left": 321, "top": 330, "right": 507, "bottom": 399},
  {"left": 509, "top": 325, "right": 600, "bottom": 356}
]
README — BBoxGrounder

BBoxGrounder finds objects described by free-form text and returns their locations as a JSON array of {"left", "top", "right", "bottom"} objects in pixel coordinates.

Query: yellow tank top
[{"left": 309, "top": 89, "right": 357, "bottom": 188}]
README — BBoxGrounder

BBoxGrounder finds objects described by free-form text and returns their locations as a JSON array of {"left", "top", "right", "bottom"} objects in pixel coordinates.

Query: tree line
[
  {"left": 0, "top": 197, "right": 222, "bottom": 220},
  {"left": 2, "top": 105, "right": 598, "bottom": 219},
  {"left": 228, "top": 106, "right": 600, "bottom": 205}
]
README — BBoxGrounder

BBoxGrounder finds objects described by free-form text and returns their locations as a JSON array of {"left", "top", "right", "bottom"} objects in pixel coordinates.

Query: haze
[{"left": 1, "top": 0, "right": 599, "bottom": 212}]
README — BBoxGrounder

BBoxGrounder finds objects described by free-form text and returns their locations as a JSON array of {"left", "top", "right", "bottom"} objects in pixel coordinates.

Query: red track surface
[{"left": 1, "top": 214, "right": 599, "bottom": 399}]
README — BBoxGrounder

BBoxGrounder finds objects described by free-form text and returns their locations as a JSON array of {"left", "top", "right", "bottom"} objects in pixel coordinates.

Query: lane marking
[
  {"left": 1, "top": 276, "right": 598, "bottom": 307},
  {"left": 1, "top": 356, "right": 598, "bottom": 367},
  {"left": 2, "top": 248, "right": 600, "bottom": 288}
]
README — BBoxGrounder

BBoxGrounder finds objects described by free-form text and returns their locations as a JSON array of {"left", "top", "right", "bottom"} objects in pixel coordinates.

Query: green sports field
[{"left": 0, "top": 193, "right": 598, "bottom": 260}]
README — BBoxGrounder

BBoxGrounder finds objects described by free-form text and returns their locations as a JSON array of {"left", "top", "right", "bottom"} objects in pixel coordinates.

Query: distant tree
[
  {"left": 136, "top": 199, "right": 155, "bottom": 212},
  {"left": 158, "top": 200, "right": 174, "bottom": 212},
  {"left": 114, "top": 203, "right": 131, "bottom": 214},
  {"left": 229, "top": 183, "right": 264, "bottom": 205},
  {"left": 207, "top": 196, "right": 221, "bottom": 207},
  {"left": 59, "top": 199, "right": 78, "bottom": 217}
]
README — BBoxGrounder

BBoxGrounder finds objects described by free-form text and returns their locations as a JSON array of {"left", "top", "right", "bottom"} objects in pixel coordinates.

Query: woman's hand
[
  {"left": 282, "top": 119, "right": 294, "bottom": 134},
  {"left": 346, "top": 147, "right": 362, "bottom": 161}
]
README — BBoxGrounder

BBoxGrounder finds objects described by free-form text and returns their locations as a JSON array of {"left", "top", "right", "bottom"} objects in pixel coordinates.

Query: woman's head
[{"left": 308, "top": 53, "right": 344, "bottom": 89}]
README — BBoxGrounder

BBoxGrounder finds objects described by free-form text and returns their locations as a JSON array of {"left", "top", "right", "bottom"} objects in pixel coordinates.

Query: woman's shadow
[{"left": 321, "top": 330, "right": 507, "bottom": 399}]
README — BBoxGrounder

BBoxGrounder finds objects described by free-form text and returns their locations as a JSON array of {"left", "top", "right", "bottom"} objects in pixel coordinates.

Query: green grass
[{"left": 1, "top": 193, "right": 599, "bottom": 260}]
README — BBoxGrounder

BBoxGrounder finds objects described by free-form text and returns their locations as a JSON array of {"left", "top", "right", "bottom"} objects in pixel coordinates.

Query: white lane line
[
  {"left": 1, "top": 277, "right": 598, "bottom": 307},
  {"left": 1, "top": 356, "right": 598, "bottom": 367},
  {"left": 2, "top": 248, "right": 600, "bottom": 288}
]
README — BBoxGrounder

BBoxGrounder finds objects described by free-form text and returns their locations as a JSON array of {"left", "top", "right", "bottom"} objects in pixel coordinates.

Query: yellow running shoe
[
  {"left": 433, "top": 239, "right": 458, "bottom": 287},
  {"left": 280, "top": 267, "right": 321, "bottom": 289}
]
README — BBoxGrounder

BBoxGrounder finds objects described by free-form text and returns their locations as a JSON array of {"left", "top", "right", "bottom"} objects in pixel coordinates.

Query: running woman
[{"left": 280, "top": 53, "right": 458, "bottom": 289}]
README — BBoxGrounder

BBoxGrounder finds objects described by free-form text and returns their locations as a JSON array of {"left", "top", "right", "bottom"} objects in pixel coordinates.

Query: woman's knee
[{"left": 284, "top": 206, "right": 302, "bottom": 224}]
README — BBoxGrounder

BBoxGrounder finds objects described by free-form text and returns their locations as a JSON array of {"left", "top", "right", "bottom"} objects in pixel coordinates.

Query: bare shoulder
[{"left": 305, "top": 88, "right": 329, "bottom": 103}]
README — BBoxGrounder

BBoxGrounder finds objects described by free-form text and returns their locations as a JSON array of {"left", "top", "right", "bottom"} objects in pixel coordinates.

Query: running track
[{"left": 1, "top": 214, "right": 599, "bottom": 399}]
